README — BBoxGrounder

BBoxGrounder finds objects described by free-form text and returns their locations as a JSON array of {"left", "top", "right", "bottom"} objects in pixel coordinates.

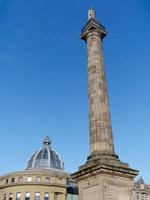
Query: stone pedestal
[
  {"left": 79, "top": 175, "right": 134, "bottom": 200},
  {"left": 72, "top": 153, "right": 138, "bottom": 200}
]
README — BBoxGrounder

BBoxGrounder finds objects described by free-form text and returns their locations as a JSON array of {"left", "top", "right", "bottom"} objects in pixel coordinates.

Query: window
[
  {"left": 45, "top": 177, "right": 50, "bottom": 183},
  {"left": 35, "top": 192, "right": 40, "bottom": 200},
  {"left": 16, "top": 193, "right": 21, "bottom": 200},
  {"left": 27, "top": 177, "right": 32, "bottom": 182},
  {"left": 36, "top": 176, "right": 41, "bottom": 182},
  {"left": 4, "top": 194, "right": 6, "bottom": 200},
  {"left": 44, "top": 193, "right": 49, "bottom": 200},
  {"left": 11, "top": 178, "right": 15, "bottom": 183},
  {"left": 9, "top": 193, "right": 14, "bottom": 200},
  {"left": 25, "top": 193, "right": 30, "bottom": 200},
  {"left": 6, "top": 179, "right": 9, "bottom": 184},
  {"left": 18, "top": 177, "right": 23, "bottom": 182}
]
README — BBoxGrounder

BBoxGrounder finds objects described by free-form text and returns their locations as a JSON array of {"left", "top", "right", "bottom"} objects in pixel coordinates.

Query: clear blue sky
[{"left": 0, "top": 0, "right": 150, "bottom": 182}]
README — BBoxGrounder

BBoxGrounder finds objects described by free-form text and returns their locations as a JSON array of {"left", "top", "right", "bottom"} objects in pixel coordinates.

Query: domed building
[
  {"left": 0, "top": 137, "right": 78, "bottom": 200},
  {"left": 26, "top": 137, "right": 64, "bottom": 171},
  {"left": 133, "top": 177, "right": 150, "bottom": 200}
]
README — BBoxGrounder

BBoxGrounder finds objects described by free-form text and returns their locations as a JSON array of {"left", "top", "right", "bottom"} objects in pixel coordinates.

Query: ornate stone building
[
  {"left": 133, "top": 177, "right": 150, "bottom": 200},
  {"left": 0, "top": 137, "right": 78, "bottom": 200}
]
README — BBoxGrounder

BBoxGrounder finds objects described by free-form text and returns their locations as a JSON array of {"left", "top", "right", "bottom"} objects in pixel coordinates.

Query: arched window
[
  {"left": 25, "top": 193, "right": 30, "bottom": 200},
  {"left": 3, "top": 194, "right": 6, "bottom": 200},
  {"left": 44, "top": 193, "right": 49, "bottom": 200},
  {"left": 9, "top": 193, "right": 13, "bottom": 200},
  {"left": 16, "top": 193, "right": 21, "bottom": 200},
  {"left": 35, "top": 192, "right": 40, "bottom": 200}
]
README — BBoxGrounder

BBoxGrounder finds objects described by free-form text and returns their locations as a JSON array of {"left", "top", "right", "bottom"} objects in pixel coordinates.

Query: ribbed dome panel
[{"left": 26, "top": 137, "right": 64, "bottom": 171}]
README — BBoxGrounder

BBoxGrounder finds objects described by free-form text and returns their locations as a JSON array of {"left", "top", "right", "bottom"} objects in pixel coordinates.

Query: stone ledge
[{"left": 72, "top": 155, "right": 139, "bottom": 181}]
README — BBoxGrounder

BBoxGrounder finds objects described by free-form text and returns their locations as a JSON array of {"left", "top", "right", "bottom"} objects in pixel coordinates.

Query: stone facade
[
  {"left": 0, "top": 169, "right": 68, "bottom": 200},
  {"left": 133, "top": 177, "right": 150, "bottom": 200},
  {"left": 78, "top": 173, "right": 136, "bottom": 200}
]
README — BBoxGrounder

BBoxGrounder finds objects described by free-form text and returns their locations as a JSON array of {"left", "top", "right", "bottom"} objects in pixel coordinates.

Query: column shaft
[{"left": 87, "top": 31, "right": 114, "bottom": 154}]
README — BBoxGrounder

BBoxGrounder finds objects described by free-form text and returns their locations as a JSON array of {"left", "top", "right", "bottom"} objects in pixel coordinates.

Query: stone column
[
  {"left": 86, "top": 27, "right": 114, "bottom": 155},
  {"left": 72, "top": 9, "right": 139, "bottom": 200}
]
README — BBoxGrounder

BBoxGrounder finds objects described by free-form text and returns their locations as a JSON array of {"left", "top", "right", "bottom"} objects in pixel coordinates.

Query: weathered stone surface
[
  {"left": 133, "top": 177, "right": 150, "bottom": 200},
  {"left": 72, "top": 9, "right": 138, "bottom": 200},
  {"left": 78, "top": 174, "right": 134, "bottom": 200},
  {"left": 87, "top": 31, "right": 114, "bottom": 154}
]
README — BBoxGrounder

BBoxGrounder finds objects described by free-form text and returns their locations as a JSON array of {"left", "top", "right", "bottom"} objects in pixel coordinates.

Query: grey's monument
[{"left": 72, "top": 8, "right": 139, "bottom": 200}]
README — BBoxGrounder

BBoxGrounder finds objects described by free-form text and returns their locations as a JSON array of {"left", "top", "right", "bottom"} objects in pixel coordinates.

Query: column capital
[{"left": 80, "top": 18, "right": 107, "bottom": 41}]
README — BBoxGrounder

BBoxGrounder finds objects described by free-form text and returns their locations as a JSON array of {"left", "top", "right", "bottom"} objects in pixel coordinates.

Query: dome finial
[
  {"left": 43, "top": 136, "right": 51, "bottom": 147},
  {"left": 88, "top": 7, "right": 96, "bottom": 20}
]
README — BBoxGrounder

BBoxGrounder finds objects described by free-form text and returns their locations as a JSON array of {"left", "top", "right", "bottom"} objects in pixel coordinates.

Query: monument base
[{"left": 72, "top": 154, "right": 138, "bottom": 200}]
